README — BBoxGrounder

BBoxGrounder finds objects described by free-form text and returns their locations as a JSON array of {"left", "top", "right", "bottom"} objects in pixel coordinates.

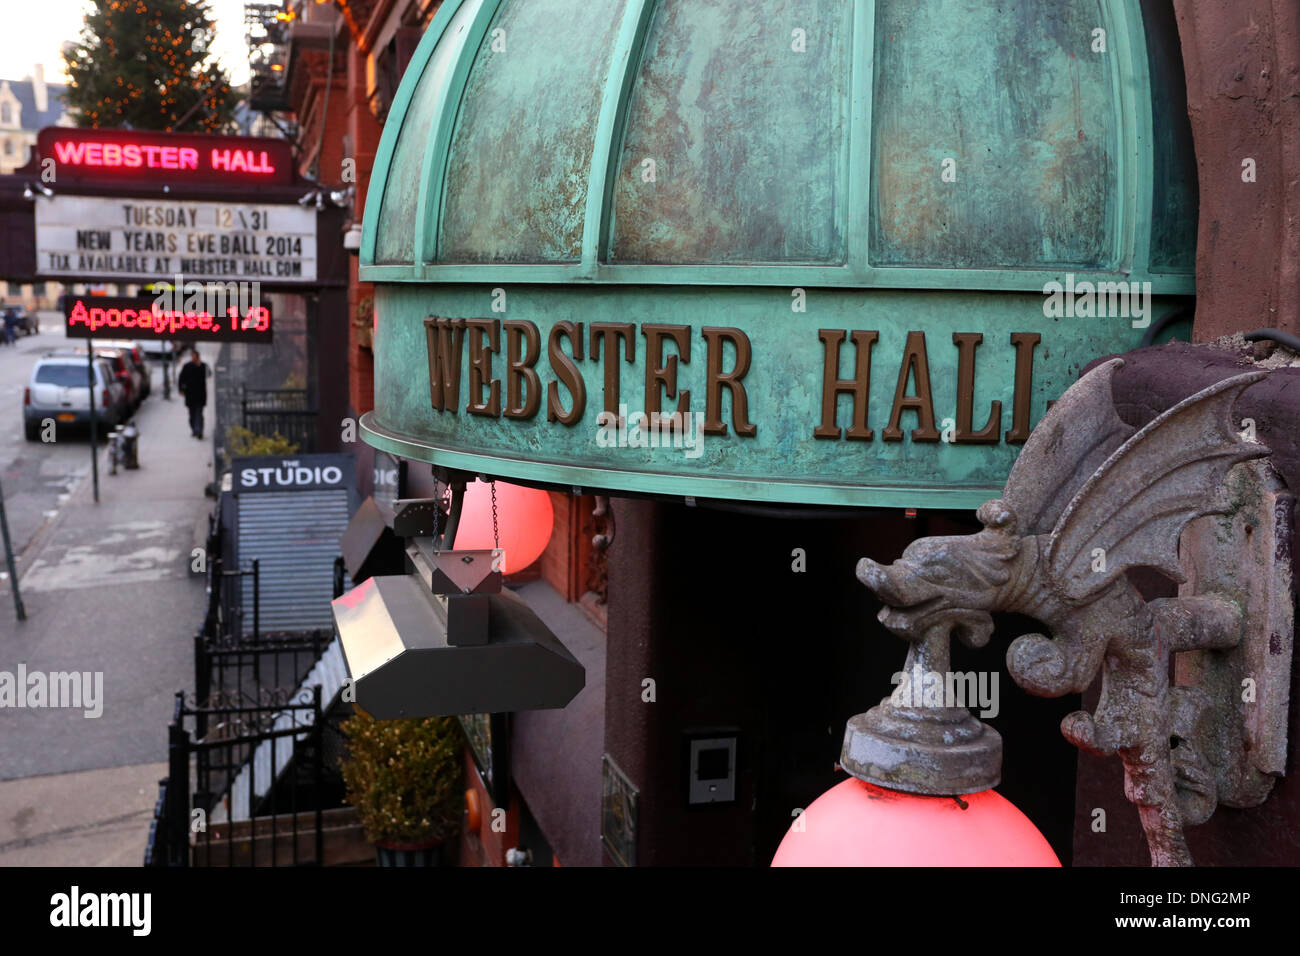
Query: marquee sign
[
  {"left": 63, "top": 294, "right": 274, "bottom": 344},
  {"left": 37, "top": 127, "right": 294, "bottom": 188},
  {"left": 35, "top": 196, "right": 317, "bottom": 283},
  {"left": 361, "top": 285, "right": 1174, "bottom": 509}
]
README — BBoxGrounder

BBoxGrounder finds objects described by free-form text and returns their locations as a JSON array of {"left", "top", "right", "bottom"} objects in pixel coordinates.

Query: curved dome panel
[
  {"left": 362, "top": 0, "right": 1197, "bottom": 290},
  {"left": 608, "top": 0, "right": 851, "bottom": 265},
  {"left": 373, "top": 0, "right": 482, "bottom": 265},
  {"left": 439, "top": 0, "right": 630, "bottom": 263},
  {"left": 870, "top": 0, "right": 1117, "bottom": 270}
]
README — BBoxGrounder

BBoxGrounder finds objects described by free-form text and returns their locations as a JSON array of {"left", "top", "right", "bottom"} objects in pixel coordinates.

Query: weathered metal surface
[
  {"left": 373, "top": 0, "right": 483, "bottom": 265},
  {"left": 609, "top": 0, "right": 850, "bottom": 264},
  {"left": 841, "top": 625, "right": 1002, "bottom": 795},
  {"left": 856, "top": 358, "right": 1293, "bottom": 865},
  {"left": 440, "top": 0, "right": 629, "bottom": 262},
  {"left": 357, "top": 0, "right": 1200, "bottom": 502},
  {"left": 365, "top": 282, "right": 1186, "bottom": 507},
  {"left": 871, "top": 0, "right": 1116, "bottom": 269},
  {"left": 361, "top": 0, "right": 1196, "bottom": 292}
]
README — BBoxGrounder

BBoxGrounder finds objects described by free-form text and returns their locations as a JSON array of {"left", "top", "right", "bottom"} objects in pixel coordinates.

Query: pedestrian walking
[
  {"left": 176, "top": 349, "right": 211, "bottom": 439},
  {"left": 1, "top": 308, "right": 18, "bottom": 346}
]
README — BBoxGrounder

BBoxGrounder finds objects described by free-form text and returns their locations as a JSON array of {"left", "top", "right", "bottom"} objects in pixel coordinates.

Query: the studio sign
[{"left": 233, "top": 454, "right": 354, "bottom": 493}]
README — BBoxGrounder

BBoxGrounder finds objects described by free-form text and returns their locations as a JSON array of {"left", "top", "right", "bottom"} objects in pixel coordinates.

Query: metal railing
[
  {"left": 146, "top": 688, "right": 328, "bottom": 867},
  {"left": 144, "top": 501, "right": 345, "bottom": 866},
  {"left": 240, "top": 387, "right": 317, "bottom": 452}
]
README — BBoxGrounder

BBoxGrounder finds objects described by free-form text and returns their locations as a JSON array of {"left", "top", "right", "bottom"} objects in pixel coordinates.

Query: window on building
[{"left": 0, "top": 103, "right": 10, "bottom": 125}]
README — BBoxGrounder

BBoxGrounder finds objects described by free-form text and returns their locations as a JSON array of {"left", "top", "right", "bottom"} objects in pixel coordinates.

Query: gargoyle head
[{"left": 856, "top": 500, "right": 1022, "bottom": 648}]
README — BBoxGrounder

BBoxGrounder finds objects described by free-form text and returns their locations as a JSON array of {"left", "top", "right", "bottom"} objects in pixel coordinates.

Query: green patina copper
[{"left": 360, "top": 0, "right": 1198, "bottom": 507}]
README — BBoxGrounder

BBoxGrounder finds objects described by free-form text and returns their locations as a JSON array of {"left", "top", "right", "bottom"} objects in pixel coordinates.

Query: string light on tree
[{"left": 64, "top": 0, "right": 238, "bottom": 132}]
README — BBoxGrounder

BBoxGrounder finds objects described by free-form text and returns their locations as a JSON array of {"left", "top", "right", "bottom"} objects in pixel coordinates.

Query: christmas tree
[{"left": 64, "top": 0, "right": 241, "bottom": 133}]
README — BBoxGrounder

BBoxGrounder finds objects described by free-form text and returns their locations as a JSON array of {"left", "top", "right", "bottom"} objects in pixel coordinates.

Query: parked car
[
  {"left": 94, "top": 348, "right": 141, "bottom": 410},
  {"left": 98, "top": 340, "right": 152, "bottom": 400},
  {"left": 24, "top": 353, "right": 126, "bottom": 440},
  {"left": 46, "top": 346, "right": 142, "bottom": 411},
  {"left": 134, "top": 339, "right": 180, "bottom": 360}
]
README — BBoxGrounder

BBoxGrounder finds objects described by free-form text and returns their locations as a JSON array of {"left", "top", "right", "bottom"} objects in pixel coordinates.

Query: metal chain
[
  {"left": 490, "top": 480, "right": 500, "bottom": 549},
  {"left": 432, "top": 480, "right": 443, "bottom": 548}
]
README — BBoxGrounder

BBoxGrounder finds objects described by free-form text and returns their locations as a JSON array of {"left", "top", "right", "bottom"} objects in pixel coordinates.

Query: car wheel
[{"left": 24, "top": 421, "right": 39, "bottom": 441}]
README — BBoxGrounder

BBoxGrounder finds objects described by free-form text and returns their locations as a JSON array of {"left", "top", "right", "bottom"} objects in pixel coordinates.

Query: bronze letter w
[{"left": 425, "top": 316, "right": 465, "bottom": 412}]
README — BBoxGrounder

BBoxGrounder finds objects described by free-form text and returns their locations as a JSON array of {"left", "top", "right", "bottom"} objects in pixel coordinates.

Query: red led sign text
[
  {"left": 37, "top": 128, "right": 294, "bottom": 187},
  {"left": 52, "top": 141, "right": 278, "bottom": 176},
  {"left": 63, "top": 295, "right": 274, "bottom": 344}
]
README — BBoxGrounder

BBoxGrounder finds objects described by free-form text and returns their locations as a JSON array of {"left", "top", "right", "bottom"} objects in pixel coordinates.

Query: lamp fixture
[{"left": 838, "top": 359, "right": 1292, "bottom": 867}]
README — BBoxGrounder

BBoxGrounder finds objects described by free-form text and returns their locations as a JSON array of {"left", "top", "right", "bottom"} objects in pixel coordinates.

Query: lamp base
[{"left": 841, "top": 702, "right": 1002, "bottom": 796}]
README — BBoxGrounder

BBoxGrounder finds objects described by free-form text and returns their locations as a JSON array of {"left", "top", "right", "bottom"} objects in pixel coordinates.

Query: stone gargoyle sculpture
[{"left": 856, "top": 357, "right": 1294, "bottom": 866}]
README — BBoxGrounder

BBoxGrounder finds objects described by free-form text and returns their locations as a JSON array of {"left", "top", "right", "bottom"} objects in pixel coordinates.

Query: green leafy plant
[
  {"left": 224, "top": 425, "right": 299, "bottom": 461},
  {"left": 340, "top": 709, "right": 465, "bottom": 845}
]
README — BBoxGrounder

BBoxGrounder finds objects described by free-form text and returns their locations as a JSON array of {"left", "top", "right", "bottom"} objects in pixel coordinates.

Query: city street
[
  {"left": 0, "top": 316, "right": 94, "bottom": 560},
  {"left": 0, "top": 321, "right": 212, "bottom": 863}
]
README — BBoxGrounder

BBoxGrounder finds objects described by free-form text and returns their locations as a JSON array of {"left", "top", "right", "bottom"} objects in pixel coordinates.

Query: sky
[{"left": 0, "top": 0, "right": 252, "bottom": 87}]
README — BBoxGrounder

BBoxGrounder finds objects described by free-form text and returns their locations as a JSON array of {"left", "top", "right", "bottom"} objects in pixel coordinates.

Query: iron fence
[
  {"left": 240, "top": 387, "right": 317, "bottom": 452},
  {"left": 146, "top": 688, "right": 328, "bottom": 867},
  {"left": 144, "top": 502, "right": 348, "bottom": 866}
]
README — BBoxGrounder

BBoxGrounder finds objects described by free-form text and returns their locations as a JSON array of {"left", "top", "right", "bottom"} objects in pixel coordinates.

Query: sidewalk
[
  {"left": 0, "top": 762, "right": 166, "bottom": 866},
  {"left": 0, "top": 349, "right": 218, "bottom": 864}
]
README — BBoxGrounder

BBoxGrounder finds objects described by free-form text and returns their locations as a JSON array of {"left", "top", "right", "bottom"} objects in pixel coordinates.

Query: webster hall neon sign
[
  {"left": 36, "top": 128, "right": 294, "bottom": 187},
  {"left": 52, "top": 140, "right": 276, "bottom": 175}
]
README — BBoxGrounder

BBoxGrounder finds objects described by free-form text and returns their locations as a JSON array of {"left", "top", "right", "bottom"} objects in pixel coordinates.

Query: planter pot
[{"left": 374, "top": 837, "right": 452, "bottom": 867}]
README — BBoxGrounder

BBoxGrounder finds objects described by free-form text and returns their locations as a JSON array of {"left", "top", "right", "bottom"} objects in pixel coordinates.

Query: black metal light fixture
[{"left": 333, "top": 491, "right": 584, "bottom": 719}]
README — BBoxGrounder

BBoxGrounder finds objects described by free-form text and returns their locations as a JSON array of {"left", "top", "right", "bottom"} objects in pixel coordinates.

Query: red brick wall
[{"left": 345, "top": 25, "right": 385, "bottom": 418}]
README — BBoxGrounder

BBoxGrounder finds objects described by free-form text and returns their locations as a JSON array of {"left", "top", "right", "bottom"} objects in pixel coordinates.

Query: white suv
[{"left": 24, "top": 354, "right": 127, "bottom": 441}]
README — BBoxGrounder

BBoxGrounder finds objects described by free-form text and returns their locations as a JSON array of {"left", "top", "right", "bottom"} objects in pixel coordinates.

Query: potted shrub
[{"left": 340, "top": 708, "right": 465, "bottom": 866}]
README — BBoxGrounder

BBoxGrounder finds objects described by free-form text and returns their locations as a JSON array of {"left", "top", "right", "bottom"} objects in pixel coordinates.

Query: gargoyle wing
[
  {"left": 1001, "top": 358, "right": 1136, "bottom": 535},
  {"left": 1045, "top": 371, "right": 1268, "bottom": 602}
]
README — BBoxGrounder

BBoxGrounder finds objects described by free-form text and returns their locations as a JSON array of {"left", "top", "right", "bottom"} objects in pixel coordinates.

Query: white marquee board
[{"left": 35, "top": 195, "right": 318, "bottom": 283}]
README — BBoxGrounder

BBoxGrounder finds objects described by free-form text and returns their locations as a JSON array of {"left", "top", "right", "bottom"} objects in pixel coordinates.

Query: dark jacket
[{"left": 178, "top": 361, "right": 209, "bottom": 408}]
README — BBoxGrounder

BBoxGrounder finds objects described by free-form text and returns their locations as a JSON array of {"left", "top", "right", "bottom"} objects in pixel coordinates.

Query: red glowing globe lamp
[
  {"left": 773, "top": 623, "right": 1059, "bottom": 866},
  {"left": 772, "top": 778, "right": 1060, "bottom": 867},
  {"left": 451, "top": 480, "right": 554, "bottom": 574}
]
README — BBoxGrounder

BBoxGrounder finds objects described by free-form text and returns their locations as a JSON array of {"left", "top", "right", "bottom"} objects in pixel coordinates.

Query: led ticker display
[
  {"left": 63, "top": 295, "right": 273, "bottom": 344},
  {"left": 37, "top": 128, "right": 294, "bottom": 187}
]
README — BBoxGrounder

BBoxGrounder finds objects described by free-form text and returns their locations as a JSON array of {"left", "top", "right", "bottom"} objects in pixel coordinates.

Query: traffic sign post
[
  {"left": 88, "top": 346, "right": 99, "bottom": 504},
  {"left": 0, "top": 477, "right": 26, "bottom": 622}
]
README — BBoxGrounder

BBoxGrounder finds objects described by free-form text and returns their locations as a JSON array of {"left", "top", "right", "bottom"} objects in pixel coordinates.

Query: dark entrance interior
[{"left": 606, "top": 500, "right": 1080, "bottom": 866}]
